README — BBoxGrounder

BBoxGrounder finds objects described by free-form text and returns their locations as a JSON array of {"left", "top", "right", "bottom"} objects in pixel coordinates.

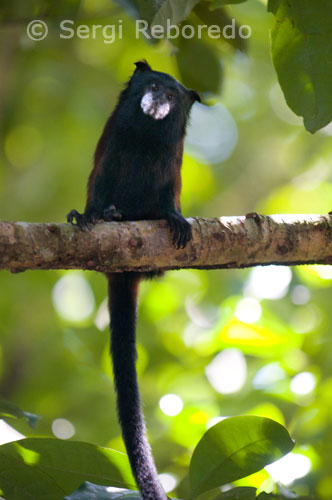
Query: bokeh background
[{"left": 1, "top": 0, "right": 332, "bottom": 497}]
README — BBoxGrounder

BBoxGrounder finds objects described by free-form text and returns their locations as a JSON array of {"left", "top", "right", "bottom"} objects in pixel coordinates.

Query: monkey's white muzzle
[{"left": 140, "top": 92, "right": 171, "bottom": 120}]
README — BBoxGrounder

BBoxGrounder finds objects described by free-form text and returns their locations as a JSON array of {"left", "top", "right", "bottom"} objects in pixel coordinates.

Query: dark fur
[{"left": 67, "top": 61, "right": 199, "bottom": 500}]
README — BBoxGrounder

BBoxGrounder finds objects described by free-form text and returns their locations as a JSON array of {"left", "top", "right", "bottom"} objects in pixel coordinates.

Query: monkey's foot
[
  {"left": 66, "top": 209, "right": 94, "bottom": 230},
  {"left": 165, "top": 211, "right": 192, "bottom": 249},
  {"left": 103, "top": 205, "right": 123, "bottom": 222}
]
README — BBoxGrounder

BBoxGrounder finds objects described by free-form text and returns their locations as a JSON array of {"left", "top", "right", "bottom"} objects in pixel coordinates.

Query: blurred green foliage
[{"left": 1, "top": 0, "right": 332, "bottom": 498}]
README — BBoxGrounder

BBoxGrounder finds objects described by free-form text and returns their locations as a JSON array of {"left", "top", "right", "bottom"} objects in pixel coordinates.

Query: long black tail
[{"left": 107, "top": 272, "right": 167, "bottom": 500}]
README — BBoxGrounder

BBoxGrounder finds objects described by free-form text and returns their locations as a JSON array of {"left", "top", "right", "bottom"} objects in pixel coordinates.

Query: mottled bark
[{"left": 1, "top": 214, "right": 332, "bottom": 274}]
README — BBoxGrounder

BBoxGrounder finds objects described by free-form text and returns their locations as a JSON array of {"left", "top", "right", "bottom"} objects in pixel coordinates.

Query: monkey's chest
[{"left": 100, "top": 160, "right": 174, "bottom": 219}]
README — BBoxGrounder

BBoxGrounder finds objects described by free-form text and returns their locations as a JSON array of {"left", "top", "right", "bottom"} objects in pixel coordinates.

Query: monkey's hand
[
  {"left": 67, "top": 205, "right": 122, "bottom": 229},
  {"left": 66, "top": 209, "right": 96, "bottom": 230},
  {"left": 165, "top": 211, "right": 192, "bottom": 249},
  {"left": 102, "top": 205, "right": 123, "bottom": 222}
]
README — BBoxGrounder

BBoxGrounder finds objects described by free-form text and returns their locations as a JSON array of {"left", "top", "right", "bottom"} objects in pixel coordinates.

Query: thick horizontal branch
[{"left": 1, "top": 214, "right": 332, "bottom": 273}]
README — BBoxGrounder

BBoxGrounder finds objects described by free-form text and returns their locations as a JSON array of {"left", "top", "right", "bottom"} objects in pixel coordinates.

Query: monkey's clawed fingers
[
  {"left": 67, "top": 209, "right": 93, "bottom": 230},
  {"left": 166, "top": 212, "right": 192, "bottom": 249},
  {"left": 67, "top": 205, "right": 122, "bottom": 229}
]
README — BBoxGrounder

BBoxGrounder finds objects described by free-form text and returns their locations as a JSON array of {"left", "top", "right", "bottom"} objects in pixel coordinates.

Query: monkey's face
[
  {"left": 140, "top": 82, "right": 177, "bottom": 120},
  {"left": 131, "top": 60, "right": 200, "bottom": 122}
]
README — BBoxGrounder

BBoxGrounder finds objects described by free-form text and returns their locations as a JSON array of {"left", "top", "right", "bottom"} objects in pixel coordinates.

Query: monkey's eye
[
  {"left": 151, "top": 84, "right": 159, "bottom": 92},
  {"left": 166, "top": 94, "right": 175, "bottom": 102}
]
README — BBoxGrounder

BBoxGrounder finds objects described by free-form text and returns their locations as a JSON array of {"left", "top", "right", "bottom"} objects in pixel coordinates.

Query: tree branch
[{"left": 1, "top": 214, "right": 332, "bottom": 274}]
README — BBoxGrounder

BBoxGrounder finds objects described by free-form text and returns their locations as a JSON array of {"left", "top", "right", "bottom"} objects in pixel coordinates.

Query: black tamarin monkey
[{"left": 67, "top": 60, "right": 200, "bottom": 500}]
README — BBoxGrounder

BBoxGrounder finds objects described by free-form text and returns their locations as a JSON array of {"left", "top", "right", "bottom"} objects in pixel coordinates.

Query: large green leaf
[
  {"left": 0, "top": 399, "right": 41, "bottom": 428},
  {"left": 176, "top": 37, "right": 223, "bottom": 93},
  {"left": 194, "top": 2, "right": 248, "bottom": 51},
  {"left": 211, "top": 0, "right": 249, "bottom": 6},
  {"left": 267, "top": 0, "right": 279, "bottom": 12},
  {"left": 151, "top": 0, "right": 201, "bottom": 28},
  {"left": 66, "top": 481, "right": 181, "bottom": 500},
  {"left": 212, "top": 487, "right": 257, "bottom": 500},
  {"left": 269, "top": 0, "right": 332, "bottom": 133},
  {"left": 0, "top": 438, "right": 134, "bottom": 500},
  {"left": 189, "top": 416, "right": 294, "bottom": 498},
  {"left": 113, "top": 0, "right": 158, "bottom": 23}
]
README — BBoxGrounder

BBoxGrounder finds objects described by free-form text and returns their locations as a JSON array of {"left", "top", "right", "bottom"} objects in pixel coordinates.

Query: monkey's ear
[
  {"left": 188, "top": 89, "right": 201, "bottom": 103},
  {"left": 134, "top": 60, "right": 152, "bottom": 72}
]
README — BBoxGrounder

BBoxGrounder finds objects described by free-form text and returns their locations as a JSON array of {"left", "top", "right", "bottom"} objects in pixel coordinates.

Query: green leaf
[
  {"left": 65, "top": 481, "right": 181, "bottom": 500},
  {"left": 0, "top": 0, "right": 81, "bottom": 22},
  {"left": 65, "top": 481, "right": 141, "bottom": 499},
  {"left": 0, "top": 399, "right": 41, "bottom": 428},
  {"left": 151, "top": 0, "right": 202, "bottom": 29},
  {"left": 267, "top": 0, "right": 279, "bottom": 13},
  {"left": 0, "top": 438, "right": 134, "bottom": 500},
  {"left": 189, "top": 416, "right": 294, "bottom": 498},
  {"left": 257, "top": 494, "right": 310, "bottom": 500},
  {"left": 276, "top": 483, "right": 308, "bottom": 499},
  {"left": 257, "top": 485, "right": 313, "bottom": 500},
  {"left": 194, "top": 2, "right": 248, "bottom": 51},
  {"left": 113, "top": 0, "right": 158, "bottom": 23},
  {"left": 176, "top": 37, "right": 223, "bottom": 93},
  {"left": 269, "top": 0, "right": 332, "bottom": 132},
  {"left": 211, "top": 0, "right": 249, "bottom": 6},
  {"left": 257, "top": 496, "right": 283, "bottom": 500},
  {"left": 212, "top": 487, "right": 257, "bottom": 500}
]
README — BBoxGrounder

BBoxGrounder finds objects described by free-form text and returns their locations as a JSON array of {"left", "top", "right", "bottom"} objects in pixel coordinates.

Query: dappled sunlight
[
  {"left": 269, "top": 83, "right": 303, "bottom": 126},
  {"left": 297, "top": 264, "right": 332, "bottom": 289},
  {"left": 206, "top": 416, "right": 227, "bottom": 429},
  {"left": 185, "top": 102, "right": 238, "bottom": 164},
  {"left": 245, "top": 266, "right": 292, "bottom": 300},
  {"left": 0, "top": 420, "right": 24, "bottom": 445},
  {"left": 224, "top": 78, "right": 256, "bottom": 121},
  {"left": 183, "top": 322, "right": 212, "bottom": 348},
  {"left": 105, "top": 487, "right": 127, "bottom": 493},
  {"left": 290, "top": 285, "right": 311, "bottom": 305},
  {"left": 15, "top": 442, "right": 40, "bottom": 465},
  {"left": 290, "top": 304, "right": 321, "bottom": 334},
  {"left": 265, "top": 453, "right": 311, "bottom": 485},
  {"left": 52, "top": 272, "right": 95, "bottom": 323},
  {"left": 185, "top": 296, "right": 216, "bottom": 328},
  {"left": 235, "top": 297, "right": 262, "bottom": 324},
  {"left": 159, "top": 394, "right": 183, "bottom": 416},
  {"left": 290, "top": 372, "right": 316, "bottom": 396},
  {"left": 158, "top": 473, "right": 178, "bottom": 493},
  {"left": 261, "top": 181, "right": 332, "bottom": 215},
  {"left": 94, "top": 297, "right": 110, "bottom": 331},
  {"left": 205, "top": 349, "right": 247, "bottom": 394},
  {"left": 292, "top": 160, "right": 329, "bottom": 192},
  {"left": 51, "top": 418, "right": 75, "bottom": 439},
  {"left": 220, "top": 319, "right": 290, "bottom": 351},
  {"left": 246, "top": 403, "right": 285, "bottom": 426},
  {"left": 314, "top": 265, "right": 332, "bottom": 280},
  {"left": 253, "top": 363, "right": 286, "bottom": 390}
]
